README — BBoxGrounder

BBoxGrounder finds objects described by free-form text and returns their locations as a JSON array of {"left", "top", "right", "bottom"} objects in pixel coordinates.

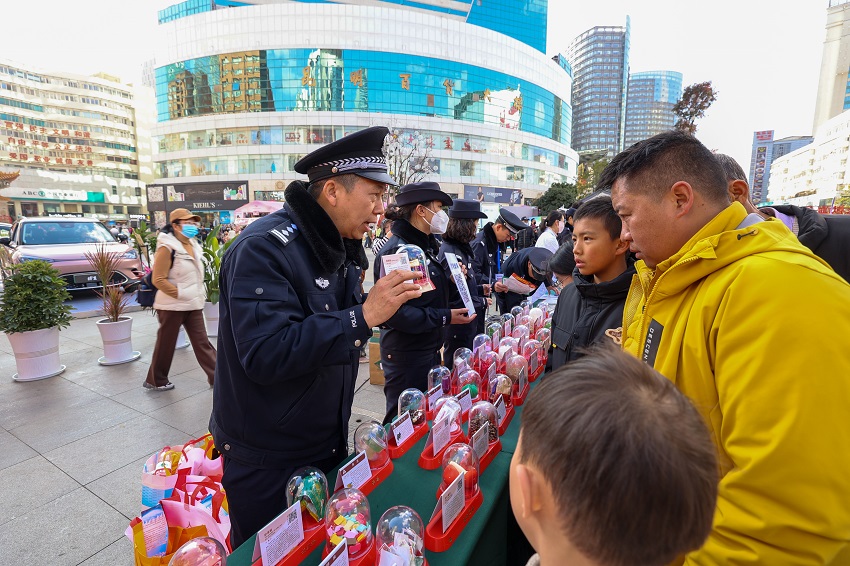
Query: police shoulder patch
[{"left": 268, "top": 221, "right": 299, "bottom": 246}]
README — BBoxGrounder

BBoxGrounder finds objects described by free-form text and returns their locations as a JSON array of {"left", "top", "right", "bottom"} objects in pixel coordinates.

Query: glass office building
[
  {"left": 567, "top": 19, "right": 630, "bottom": 158},
  {"left": 149, "top": 0, "right": 575, "bottom": 226},
  {"left": 623, "top": 70, "right": 682, "bottom": 149}
]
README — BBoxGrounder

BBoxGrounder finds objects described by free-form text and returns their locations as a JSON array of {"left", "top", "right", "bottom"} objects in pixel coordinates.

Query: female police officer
[{"left": 374, "top": 182, "right": 476, "bottom": 423}]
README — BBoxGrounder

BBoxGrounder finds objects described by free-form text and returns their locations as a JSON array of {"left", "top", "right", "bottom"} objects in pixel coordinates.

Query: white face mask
[
  {"left": 425, "top": 207, "right": 449, "bottom": 235},
  {"left": 556, "top": 220, "right": 565, "bottom": 234}
]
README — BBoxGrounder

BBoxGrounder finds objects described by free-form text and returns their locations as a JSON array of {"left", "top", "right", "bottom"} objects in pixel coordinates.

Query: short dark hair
[
  {"left": 547, "top": 241, "right": 575, "bottom": 276},
  {"left": 520, "top": 347, "right": 718, "bottom": 566},
  {"left": 444, "top": 217, "right": 477, "bottom": 243},
  {"left": 607, "top": 131, "right": 729, "bottom": 204},
  {"left": 573, "top": 196, "right": 621, "bottom": 240},
  {"left": 714, "top": 153, "right": 747, "bottom": 183},
  {"left": 307, "top": 173, "right": 359, "bottom": 199}
]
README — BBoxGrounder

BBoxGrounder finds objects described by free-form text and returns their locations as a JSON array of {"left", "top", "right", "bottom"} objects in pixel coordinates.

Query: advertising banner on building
[
  {"left": 755, "top": 130, "right": 774, "bottom": 142},
  {"left": 752, "top": 146, "right": 768, "bottom": 196},
  {"left": 463, "top": 184, "right": 522, "bottom": 205},
  {"left": 146, "top": 181, "right": 249, "bottom": 212}
]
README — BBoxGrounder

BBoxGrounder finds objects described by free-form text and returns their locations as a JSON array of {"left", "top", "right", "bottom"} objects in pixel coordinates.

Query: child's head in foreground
[{"left": 510, "top": 347, "right": 718, "bottom": 566}]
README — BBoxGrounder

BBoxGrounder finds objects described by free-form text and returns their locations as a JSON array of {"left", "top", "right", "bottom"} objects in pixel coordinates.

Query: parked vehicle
[{"left": 0, "top": 217, "right": 143, "bottom": 291}]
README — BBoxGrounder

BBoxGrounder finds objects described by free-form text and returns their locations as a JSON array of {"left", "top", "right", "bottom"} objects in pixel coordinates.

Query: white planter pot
[
  {"left": 203, "top": 301, "right": 219, "bottom": 338},
  {"left": 96, "top": 316, "right": 141, "bottom": 365},
  {"left": 176, "top": 326, "right": 189, "bottom": 350},
  {"left": 8, "top": 327, "right": 65, "bottom": 382}
]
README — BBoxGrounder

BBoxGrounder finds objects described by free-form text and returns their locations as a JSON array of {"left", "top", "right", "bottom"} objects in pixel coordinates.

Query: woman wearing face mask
[
  {"left": 535, "top": 210, "right": 565, "bottom": 254},
  {"left": 373, "top": 182, "right": 476, "bottom": 423},
  {"left": 143, "top": 208, "right": 217, "bottom": 391}
]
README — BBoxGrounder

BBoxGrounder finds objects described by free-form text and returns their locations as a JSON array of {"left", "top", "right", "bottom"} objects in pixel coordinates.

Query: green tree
[
  {"left": 535, "top": 182, "right": 579, "bottom": 213},
  {"left": 673, "top": 81, "right": 718, "bottom": 135},
  {"left": 576, "top": 158, "right": 610, "bottom": 194}
]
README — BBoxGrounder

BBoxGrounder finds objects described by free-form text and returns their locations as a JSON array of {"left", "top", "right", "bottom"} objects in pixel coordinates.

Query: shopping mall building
[
  {"left": 0, "top": 60, "right": 154, "bottom": 224},
  {"left": 149, "top": 0, "right": 576, "bottom": 227}
]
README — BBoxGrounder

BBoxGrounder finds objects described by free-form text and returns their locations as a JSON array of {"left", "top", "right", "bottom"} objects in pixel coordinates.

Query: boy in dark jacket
[{"left": 549, "top": 197, "right": 635, "bottom": 369}]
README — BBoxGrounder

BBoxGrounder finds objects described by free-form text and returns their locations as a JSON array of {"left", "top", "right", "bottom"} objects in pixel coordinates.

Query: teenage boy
[
  {"left": 549, "top": 197, "right": 634, "bottom": 369},
  {"left": 511, "top": 347, "right": 718, "bottom": 566}
]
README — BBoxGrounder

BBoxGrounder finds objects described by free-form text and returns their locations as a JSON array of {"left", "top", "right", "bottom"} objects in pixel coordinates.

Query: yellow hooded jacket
[{"left": 622, "top": 203, "right": 850, "bottom": 565}]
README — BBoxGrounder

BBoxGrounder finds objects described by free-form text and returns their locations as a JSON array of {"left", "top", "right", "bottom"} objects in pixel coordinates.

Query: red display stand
[
  {"left": 424, "top": 490, "right": 484, "bottom": 552},
  {"left": 320, "top": 538, "right": 376, "bottom": 566},
  {"left": 512, "top": 381, "right": 530, "bottom": 406},
  {"left": 529, "top": 363, "right": 544, "bottom": 382},
  {"left": 358, "top": 458, "right": 393, "bottom": 496},
  {"left": 387, "top": 422, "right": 428, "bottom": 459},
  {"left": 275, "top": 517, "right": 325, "bottom": 566},
  {"left": 418, "top": 429, "right": 466, "bottom": 470},
  {"left": 497, "top": 405, "right": 515, "bottom": 437},
  {"left": 478, "top": 439, "right": 501, "bottom": 473}
]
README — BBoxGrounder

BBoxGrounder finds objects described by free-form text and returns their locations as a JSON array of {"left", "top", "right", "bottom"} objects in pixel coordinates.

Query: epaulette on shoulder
[{"left": 268, "top": 220, "right": 300, "bottom": 246}]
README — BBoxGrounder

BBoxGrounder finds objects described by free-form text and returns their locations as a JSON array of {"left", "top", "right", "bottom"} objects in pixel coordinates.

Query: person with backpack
[{"left": 143, "top": 208, "right": 217, "bottom": 391}]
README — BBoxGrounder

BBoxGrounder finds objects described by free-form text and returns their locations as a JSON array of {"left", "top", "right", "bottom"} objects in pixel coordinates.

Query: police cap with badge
[
  {"left": 294, "top": 125, "right": 396, "bottom": 186},
  {"left": 497, "top": 208, "right": 529, "bottom": 235}
]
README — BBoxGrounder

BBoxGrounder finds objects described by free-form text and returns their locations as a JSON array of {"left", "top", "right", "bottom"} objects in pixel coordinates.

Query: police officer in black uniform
[
  {"left": 209, "top": 126, "right": 422, "bottom": 548},
  {"left": 497, "top": 246, "right": 553, "bottom": 313},
  {"left": 438, "top": 199, "right": 488, "bottom": 368},
  {"left": 470, "top": 208, "right": 528, "bottom": 331},
  {"left": 373, "top": 182, "right": 476, "bottom": 423}
]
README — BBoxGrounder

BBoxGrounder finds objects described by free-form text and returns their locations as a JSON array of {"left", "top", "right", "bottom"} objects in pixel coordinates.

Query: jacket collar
[
  {"left": 441, "top": 236, "right": 474, "bottom": 258},
  {"left": 284, "top": 180, "right": 368, "bottom": 272},
  {"left": 481, "top": 222, "right": 501, "bottom": 253},
  {"left": 573, "top": 258, "right": 636, "bottom": 301},
  {"left": 390, "top": 218, "right": 439, "bottom": 255}
]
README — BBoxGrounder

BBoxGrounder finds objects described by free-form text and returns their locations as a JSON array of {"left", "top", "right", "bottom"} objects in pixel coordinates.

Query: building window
[
  {"left": 111, "top": 187, "right": 118, "bottom": 195},
  {"left": 135, "top": 187, "right": 142, "bottom": 197}
]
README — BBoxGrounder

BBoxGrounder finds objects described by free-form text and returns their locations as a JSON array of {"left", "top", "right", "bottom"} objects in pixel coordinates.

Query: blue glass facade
[
  {"left": 155, "top": 49, "right": 570, "bottom": 144},
  {"left": 623, "top": 70, "right": 682, "bottom": 148}
]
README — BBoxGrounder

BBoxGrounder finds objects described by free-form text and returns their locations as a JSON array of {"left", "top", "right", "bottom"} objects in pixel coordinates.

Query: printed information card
[
  {"left": 336, "top": 451, "right": 372, "bottom": 491},
  {"left": 390, "top": 411, "right": 415, "bottom": 446},
  {"left": 253, "top": 501, "right": 304, "bottom": 565},
  {"left": 318, "top": 539, "right": 350, "bottom": 566},
  {"left": 431, "top": 416, "right": 452, "bottom": 456}
]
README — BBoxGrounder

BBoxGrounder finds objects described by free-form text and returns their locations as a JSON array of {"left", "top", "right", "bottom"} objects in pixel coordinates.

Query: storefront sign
[
  {"left": 2, "top": 187, "right": 89, "bottom": 201},
  {"left": 47, "top": 212, "right": 84, "bottom": 217},
  {"left": 463, "top": 184, "right": 522, "bottom": 205},
  {"left": 146, "top": 181, "right": 249, "bottom": 212}
]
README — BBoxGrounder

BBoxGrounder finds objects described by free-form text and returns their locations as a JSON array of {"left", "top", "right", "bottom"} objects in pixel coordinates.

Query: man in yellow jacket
[{"left": 608, "top": 131, "right": 850, "bottom": 565}]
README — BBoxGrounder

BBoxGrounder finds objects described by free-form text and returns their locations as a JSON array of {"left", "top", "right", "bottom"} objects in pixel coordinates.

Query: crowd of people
[{"left": 129, "top": 125, "right": 850, "bottom": 565}]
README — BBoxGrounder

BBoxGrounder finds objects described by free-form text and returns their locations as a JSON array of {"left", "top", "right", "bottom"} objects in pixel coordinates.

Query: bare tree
[
  {"left": 383, "top": 128, "right": 436, "bottom": 195},
  {"left": 673, "top": 81, "right": 718, "bottom": 135}
]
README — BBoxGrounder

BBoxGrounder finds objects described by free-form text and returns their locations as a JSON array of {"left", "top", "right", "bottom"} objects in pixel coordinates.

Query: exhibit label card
[
  {"left": 494, "top": 395, "right": 507, "bottom": 425},
  {"left": 471, "top": 422, "right": 489, "bottom": 461},
  {"left": 444, "top": 252, "right": 476, "bottom": 316},
  {"left": 390, "top": 410, "right": 415, "bottom": 446},
  {"left": 254, "top": 501, "right": 304, "bottom": 565},
  {"left": 381, "top": 252, "right": 411, "bottom": 278},
  {"left": 427, "top": 383, "right": 443, "bottom": 411},
  {"left": 455, "top": 387, "right": 473, "bottom": 414},
  {"left": 319, "top": 539, "right": 349, "bottom": 566},
  {"left": 441, "top": 470, "right": 466, "bottom": 533},
  {"left": 336, "top": 451, "right": 372, "bottom": 491},
  {"left": 432, "top": 415, "right": 451, "bottom": 456}
]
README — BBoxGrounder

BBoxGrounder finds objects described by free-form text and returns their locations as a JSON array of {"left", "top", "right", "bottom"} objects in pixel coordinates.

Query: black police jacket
[
  {"left": 209, "top": 181, "right": 371, "bottom": 469},
  {"left": 497, "top": 246, "right": 543, "bottom": 313},
  {"left": 549, "top": 259, "right": 636, "bottom": 370},
  {"left": 438, "top": 236, "right": 485, "bottom": 340},
  {"left": 373, "top": 219, "right": 451, "bottom": 354},
  {"left": 471, "top": 223, "right": 506, "bottom": 289}
]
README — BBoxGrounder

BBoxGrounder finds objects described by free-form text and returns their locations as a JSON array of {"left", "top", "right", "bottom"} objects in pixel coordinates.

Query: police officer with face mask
[{"left": 374, "top": 182, "right": 477, "bottom": 422}]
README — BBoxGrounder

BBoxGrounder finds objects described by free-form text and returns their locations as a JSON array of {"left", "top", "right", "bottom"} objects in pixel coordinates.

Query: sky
[{"left": 1, "top": 0, "right": 828, "bottom": 172}]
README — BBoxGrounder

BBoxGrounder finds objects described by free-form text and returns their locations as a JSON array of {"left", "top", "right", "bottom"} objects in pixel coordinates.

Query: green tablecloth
[{"left": 227, "top": 377, "right": 542, "bottom": 566}]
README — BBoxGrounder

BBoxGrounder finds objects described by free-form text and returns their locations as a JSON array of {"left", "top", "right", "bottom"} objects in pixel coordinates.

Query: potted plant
[
  {"left": 0, "top": 260, "right": 73, "bottom": 381},
  {"left": 85, "top": 244, "right": 141, "bottom": 365},
  {"left": 202, "top": 226, "right": 237, "bottom": 338}
]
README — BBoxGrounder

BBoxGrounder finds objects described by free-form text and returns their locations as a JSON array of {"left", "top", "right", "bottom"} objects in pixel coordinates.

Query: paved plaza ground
[{"left": 0, "top": 250, "right": 386, "bottom": 565}]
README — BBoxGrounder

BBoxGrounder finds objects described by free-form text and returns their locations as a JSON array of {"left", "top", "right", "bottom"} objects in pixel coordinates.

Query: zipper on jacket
[{"left": 636, "top": 254, "right": 701, "bottom": 346}]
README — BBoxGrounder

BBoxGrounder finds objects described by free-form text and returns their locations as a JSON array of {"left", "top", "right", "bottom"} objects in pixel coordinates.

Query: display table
[{"left": 227, "top": 378, "right": 542, "bottom": 566}]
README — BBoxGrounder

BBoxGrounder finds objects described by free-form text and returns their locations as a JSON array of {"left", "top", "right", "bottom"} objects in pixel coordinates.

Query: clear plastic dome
[
  {"left": 512, "top": 325, "right": 530, "bottom": 350},
  {"left": 396, "top": 244, "right": 433, "bottom": 291},
  {"left": 375, "top": 506, "right": 425, "bottom": 566},
  {"left": 354, "top": 421, "right": 390, "bottom": 470},
  {"left": 324, "top": 487, "right": 373, "bottom": 559},
  {"left": 506, "top": 354, "right": 529, "bottom": 394},
  {"left": 528, "top": 307, "right": 544, "bottom": 330},
  {"left": 453, "top": 347, "right": 473, "bottom": 372},
  {"left": 398, "top": 388, "right": 426, "bottom": 427},
  {"left": 520, "top": 299, "right": 531, "bottom": 315},
  {"left": 497, "top": 336, "right": 519, "bottom": 360},
  {"left": 476, "top": 350, "right": 498, "bottom": 381},
  {"left": 439, "top": 443, "right": 480, "bottom": 500},
  {"left": 510, "top": 306, "right": 523, "bottom": 319},
  {"left": 519, "top": 314, "right": 531, "bottom": 328},
  {"left": 457, "top": 369, "right": 482, "bottom": 402},
  {"left": 469, "top": 401, "right": 499, "bottom": 446},
  {"left": 523, "top": 339, "right": 543, "bottom": 375},
  {"left": 485, "top": 321, "right": 502, "bottom": 344},
  {"left": 490, "top": 374, "right": 513, "bottom": 408},
  {"left": 428, "top": 365, "right": 452, "bottom": 396},
  {"left": 168, "top": 537, "right": 228, "bottom": 565},
  {"left": 472, "top": 333, "right": 491, "bottom": 358},
  {"left": 535, "top": 327, "right": 551, "bottom": 351},
  {"left": 433, "top": 397, "right": 463, "bottom": 434},
  {"left": 286, "top": 466, "right": 329, "bottom": 525},
  {"left": 502, "top": 313, "right": 514, "bottom": 336}
]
